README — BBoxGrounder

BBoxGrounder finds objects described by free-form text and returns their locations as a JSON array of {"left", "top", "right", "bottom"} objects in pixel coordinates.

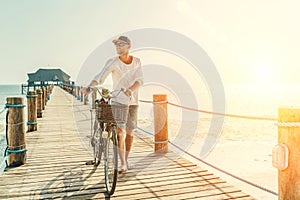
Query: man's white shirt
[{"left": 93, "top": 56, "right": 143, "bottom": 105}]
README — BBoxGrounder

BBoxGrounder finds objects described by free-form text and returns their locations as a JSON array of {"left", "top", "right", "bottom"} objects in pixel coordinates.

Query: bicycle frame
[{"left": 88, "top": 86, "right": 128, "bottom": 196}]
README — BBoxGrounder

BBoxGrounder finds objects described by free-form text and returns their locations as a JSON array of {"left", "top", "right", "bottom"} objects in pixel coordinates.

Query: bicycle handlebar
[{"left": 88, "top": 86, "right": 126, "bottom": 99}]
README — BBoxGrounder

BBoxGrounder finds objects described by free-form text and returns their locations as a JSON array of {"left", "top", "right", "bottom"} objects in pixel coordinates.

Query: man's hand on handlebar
[
  {"left": 124, "top": 88, "right": 132, "bottom": 97},
  {"left": 82, "top": 87, "right": 91, "bottom": 95},
  {"left": 82, "top": 80, "right": 98, "bottom": 95}
]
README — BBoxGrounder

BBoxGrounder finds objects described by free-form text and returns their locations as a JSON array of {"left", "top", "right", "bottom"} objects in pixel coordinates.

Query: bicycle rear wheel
[{"left": 104, "top": 126, "right": 118, "bottom": 196}]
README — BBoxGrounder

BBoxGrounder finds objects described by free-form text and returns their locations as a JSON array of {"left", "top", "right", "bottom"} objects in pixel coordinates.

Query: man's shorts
[
  {"left": 126, "top": 105, "right": 138, "bottom": 129},
  {"left": 112, "top": 102, "right": 138, "bottom": 129}
]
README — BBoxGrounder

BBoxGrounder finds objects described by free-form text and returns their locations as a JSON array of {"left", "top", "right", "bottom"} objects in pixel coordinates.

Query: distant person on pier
[{"left": 83, "top": 36, "right": 144, "bottom": 173}]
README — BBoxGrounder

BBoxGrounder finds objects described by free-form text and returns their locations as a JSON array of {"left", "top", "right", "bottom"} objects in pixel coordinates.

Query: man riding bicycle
[{"left": 83, "top": 36, "right": 144, "bottom": 173}]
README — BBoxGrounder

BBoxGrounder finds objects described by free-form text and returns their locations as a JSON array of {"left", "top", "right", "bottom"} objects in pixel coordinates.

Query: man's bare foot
[
  {"left": 118, "top": 164, "right": 127, "bottom": 174},
  {"left": 126, "top": 161, "right": 133, "bottom": 170}
]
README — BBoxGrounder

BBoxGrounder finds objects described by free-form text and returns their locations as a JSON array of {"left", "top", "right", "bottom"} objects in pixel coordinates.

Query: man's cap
[{"left": 112, "top": 36, "right": 131, "bottom": 44}]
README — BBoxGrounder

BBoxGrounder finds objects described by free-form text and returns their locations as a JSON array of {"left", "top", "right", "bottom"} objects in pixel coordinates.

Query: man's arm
[
  {"left": 82, "top": 80, "right": 98, "bottom": 95},
  {"left": 124, "top": 81, "right": 141, "bottom": 97}
]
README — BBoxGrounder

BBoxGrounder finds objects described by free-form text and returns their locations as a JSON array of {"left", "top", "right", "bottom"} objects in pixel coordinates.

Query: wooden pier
[{"left": 0, "top": 86, "right": 254, "bottom": 199}]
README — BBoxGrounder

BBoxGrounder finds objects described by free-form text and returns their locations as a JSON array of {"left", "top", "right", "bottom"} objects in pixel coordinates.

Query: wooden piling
[
  {"left": 76, "top": 86, "right": 81, "bottom": 100},
  {"left": 80, "top": 87, "right": 83, "bottom": 102},
  {"left": 41, "top": 87, "right": 45, "bottom": 110},
  {"left": 92, "top": 89, "right": 97, "bottom": 109},
  {"left": 278, "top": 107, "right": 300, "bottom": 199},
  {"left": 44, "top": 86, "right": 48, "bottom": 105},
  {"left": 6, "top": 97, "right": 26, "bottom": 167},
  {"left": 78, "top": 86, "right": 81, "bottom": 98},
  {"left": 27, "top": 91, "right": 37, "bottom": 132},
  {"left": 46, "top": 86, "right": 50, "bottom": 101},
  {"left": 153, "top": 94, "right": 168, "bottom": 153},
  {"left": 36, "top": 89, "right": 43, "bottom": 118},
  {"left": 45, "top": 86, "right": 48, "bottom": 105},
  {"left": 43, "top": 86, "right": 47, "bottom": 109},
  {"left": 75, "top": 86, "right": 78, "bottom": 99},
  {"left": 72, "top": 86, "right": 76, "bottom": 96},
  {"left": 84, "top": 94, "right": 89, "bottom": 105}
]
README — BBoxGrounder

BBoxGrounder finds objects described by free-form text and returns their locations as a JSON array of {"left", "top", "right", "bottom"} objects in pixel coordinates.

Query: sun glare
[
  {"left": 259, "top": 66, "right": 271, "bottom": 79},
  {"left": 256, "top": 64, "right": 274, "bottom": 84}
]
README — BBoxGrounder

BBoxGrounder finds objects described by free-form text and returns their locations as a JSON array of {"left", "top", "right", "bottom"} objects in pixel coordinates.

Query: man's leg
[
  {"left": 125, "top": 105, "right": 138, "bottom": 169},
  {"left": 112, "top": 102, "right": 128, "bottom": 172},
  {"left": 125, "top": 128, "right": 134, "bottom": 167},
  {"left": 117, "top": 127, "right": 127, "bottom": 172}
]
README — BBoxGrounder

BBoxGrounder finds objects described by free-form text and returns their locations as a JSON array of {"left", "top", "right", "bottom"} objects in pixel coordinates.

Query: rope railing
[
  {"left": 0, "top": 156, "right": 7, "bottom": 173},
  {"left": 0, "top": 104, "right": 37, "bottom": 127},
  {"left": 138, "top": 99, "right": 278, "bottom": 196},
  {"left": 139, "top": 99, "right": 278, "bottom": 121},
  {"left": 0, "top": 107, "right": 6, "bottom": 115},
  {"left": 0, "top": 147, "right": 28, "bottom": 170},
  {"left": 139, "top": 99, "right": 169, "bottom": 104}
]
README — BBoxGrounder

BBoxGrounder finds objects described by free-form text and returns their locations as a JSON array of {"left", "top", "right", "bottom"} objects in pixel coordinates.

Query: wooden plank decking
[{"left": 0, "top": 86, "right": 255, "bottom": 199}]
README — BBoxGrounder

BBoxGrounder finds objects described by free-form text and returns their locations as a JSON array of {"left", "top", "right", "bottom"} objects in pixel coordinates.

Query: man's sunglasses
[{"left": 115, "top": 42, "right": 128, "bottom": 47}]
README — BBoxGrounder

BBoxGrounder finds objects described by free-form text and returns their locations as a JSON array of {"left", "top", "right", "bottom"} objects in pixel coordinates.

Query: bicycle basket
[{"left": 96, "top": 104, "right": 129, "bottom": 123}]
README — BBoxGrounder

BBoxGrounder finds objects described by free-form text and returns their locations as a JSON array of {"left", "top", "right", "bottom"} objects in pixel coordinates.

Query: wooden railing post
[
  {"left": 84, "top": 94, "right": 89, "bottom": 105},
  {"left": 153, "top": 94, "right": 168, "bottom": 153},
  {"left": 42, "top": 86, "right": 46, "bottom": 109},
  {"left": 77, "top": 86, "right": 81, "bottom": 100},
  {"left": 49, "top": 84, "right": 53, "bottom": 93},
  {"left": 72, "top": 86, "right": 76, "bottom": 97},
  {"left": 75, "top": 86, "right": 78, "bottom": 99},
  {"left": 6, "top": 97, "right": 26, "bottom": 167},
  {"left": 80, "top": 87, "right": 83, "bottom": 102},
  {"left": 27, "top": 91, "right": 37, "bottom": 132},
  {"left": 44, "top": 86, "right": 47, "bottom": 106},
  {"left": 36, "top": 89, "right": 43, "bottom": 118},
  {"left": 92, "top": 89, "right": 97, "bottom": 109},
  {"left": 46, "top": 86, "right": 50, "bottom": 101},
  {"left": 278, "top": 107, "right": 300, "bottom": 199}
]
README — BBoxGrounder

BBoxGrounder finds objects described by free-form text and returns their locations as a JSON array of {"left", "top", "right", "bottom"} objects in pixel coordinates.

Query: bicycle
[{"left": 86, "top": 86, "right": 129, "bottom": 196}]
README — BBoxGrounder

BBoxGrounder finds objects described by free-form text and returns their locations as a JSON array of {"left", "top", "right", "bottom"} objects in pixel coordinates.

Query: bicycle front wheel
[
  {"left": 104, "top": 126, "right": 118, "bottom": 196},
  {"left": 92, "top": 121, "right": 103, "bottom": 166}
]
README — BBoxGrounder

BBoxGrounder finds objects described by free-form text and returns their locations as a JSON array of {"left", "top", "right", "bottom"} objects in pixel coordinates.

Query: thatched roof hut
[{"left": 27, "top": 68, "right": 71, "bottom": 84}]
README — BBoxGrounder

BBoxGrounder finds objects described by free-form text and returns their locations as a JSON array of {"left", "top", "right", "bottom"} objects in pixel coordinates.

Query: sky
[{"left": 0, "top": 0, "right": 299, "bottom": 85}]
